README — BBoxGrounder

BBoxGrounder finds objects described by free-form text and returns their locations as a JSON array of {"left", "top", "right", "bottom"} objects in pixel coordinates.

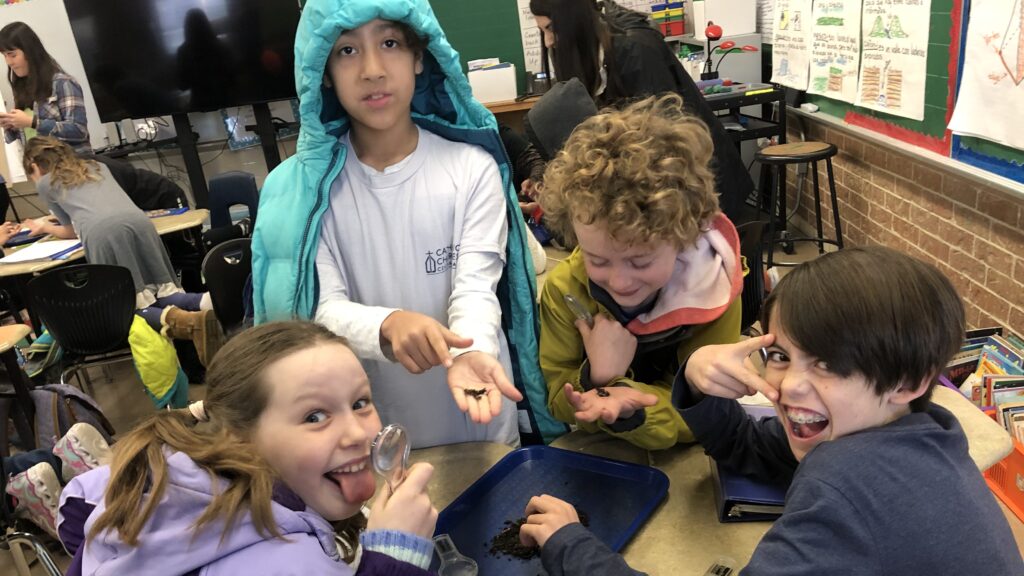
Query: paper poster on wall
[
  {"left": 807, "top": 0, "right": 863, "bottom": 102},
  {"left": 855, "top": 0, "right": 932, "bottom": 120},
  {"left": 949, "top": 0, "right": 1024, "bottom": 151},
  {"left": 758, "top": 0, "right": 777, "bottom": 44},
  {"left": 517, "top": 0, "right": 543, "bottom": 75},
  {"left": 771, "top": 0, "right": 813, "bottom": 89},
  {"left": 0, "top": 100, "right": 27, "bottom": 184}
]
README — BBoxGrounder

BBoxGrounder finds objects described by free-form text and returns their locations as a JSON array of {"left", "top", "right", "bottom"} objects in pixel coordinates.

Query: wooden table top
[
  {"left": 0, "top": 323, "right": 30, "bottom": 351},
  {"left": 0, "top": 209, "right": 209, "bottom": 278}
]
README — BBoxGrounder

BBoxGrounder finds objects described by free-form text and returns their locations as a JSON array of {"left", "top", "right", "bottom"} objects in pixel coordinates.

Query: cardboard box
[
  {"left": 692, "top": 0, "right": 755, "bottom": 39},
  {"left": 468, "top": 63, "right": 517, "bottom": 104}
]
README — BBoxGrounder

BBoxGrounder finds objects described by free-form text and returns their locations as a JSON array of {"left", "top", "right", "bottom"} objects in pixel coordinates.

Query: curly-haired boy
[{"left": 536, "top": 94, "right": 743, "bottom": 449}]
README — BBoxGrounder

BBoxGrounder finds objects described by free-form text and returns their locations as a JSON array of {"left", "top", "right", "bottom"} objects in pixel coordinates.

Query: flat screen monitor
[{"left": 63, "top": 0, "right": 300, "bottom": 122}]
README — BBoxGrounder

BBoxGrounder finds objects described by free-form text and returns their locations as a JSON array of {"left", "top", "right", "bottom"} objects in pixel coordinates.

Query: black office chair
[
  {"left": 208, "top": 171, "right": 259, "bottom": 229},
  {"left": 28, "top": 265, "right": 136, "bottom": 392},
  {"left": 736, "top": 220, "right": 768, "bottom": 335},
  {"left": 201, "top": 238, "right": 252, "bottom": 334}
]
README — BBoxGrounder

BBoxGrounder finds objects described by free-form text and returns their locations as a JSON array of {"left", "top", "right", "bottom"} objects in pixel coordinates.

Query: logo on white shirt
[{"left": 425, "top": 244, "right": 460, "bottom": 275}]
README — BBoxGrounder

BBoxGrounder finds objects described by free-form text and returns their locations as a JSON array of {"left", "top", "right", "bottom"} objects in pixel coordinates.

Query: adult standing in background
[
  {"left": 0, "top": 22, "right": 91, "bottom": 154},
  {"left": 528, "top": 0, "right": 754, "bottom": 222}
]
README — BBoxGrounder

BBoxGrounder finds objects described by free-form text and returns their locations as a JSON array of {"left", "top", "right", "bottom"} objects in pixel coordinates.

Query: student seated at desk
[
  {"left": 21, "top": 136, "right": 223, "bottom": 366},
  {"left": 520, "top": 247, "right": 1023, "bottom": 576},
  {"left": 528, "top": 0, "right": 755, "bottom": 223},
  {"left": 499, "top": 124, "right": 548, "bottom": 274},
  {"left": 536, "top": 94, "right": 743, "bottom": 451}
]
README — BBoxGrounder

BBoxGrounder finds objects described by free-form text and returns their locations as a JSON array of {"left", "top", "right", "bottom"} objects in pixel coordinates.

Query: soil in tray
[{"left": 488, "top": 509, "right": 590, "bottom": 560}]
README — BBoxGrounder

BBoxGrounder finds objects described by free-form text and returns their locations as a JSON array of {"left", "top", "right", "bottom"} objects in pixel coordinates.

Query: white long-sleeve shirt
[{"left": 315, "top": 127, "right": 518, "bottom": 448}]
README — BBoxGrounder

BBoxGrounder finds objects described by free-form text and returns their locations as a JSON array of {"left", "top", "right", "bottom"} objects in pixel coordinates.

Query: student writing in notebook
[
  {"left": 520, "top": 247, "right": 1023, "bottom": 575},
  {"left": 22, "top": 136, "right": 223, "bottom": 366}
]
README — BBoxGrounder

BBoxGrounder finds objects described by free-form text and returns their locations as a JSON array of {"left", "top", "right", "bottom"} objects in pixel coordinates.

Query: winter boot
[
  {"left": 6, "top": 462, "right": 61, "bottom": 537},
  {"left": 53, "top": 422, "right": 113, "bottom": 482},
  {"left": 161, "top": 306, "right": 225, "bottom": 368}
]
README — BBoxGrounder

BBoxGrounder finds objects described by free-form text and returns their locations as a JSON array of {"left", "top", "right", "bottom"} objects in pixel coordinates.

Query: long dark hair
[
  {"left": 0, "top": 22, "right": 63, "bottom": 109},
  {"left": 530, "top": 0, "right": 612, "bottom": 97}
]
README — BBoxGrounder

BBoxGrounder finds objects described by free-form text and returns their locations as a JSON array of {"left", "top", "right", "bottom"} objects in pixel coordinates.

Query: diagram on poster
[
  {"left": 855, "top": 0, "right": 931, "bottom": 119},
  {"left": 949, "top": 0, "right": 1024, "bottom": 150},
  {"left": 807, "top": 0, "right": 863, "bottom": 102},
  {"left": 772, "top": 0, "right": 813, "bottom": 89}
]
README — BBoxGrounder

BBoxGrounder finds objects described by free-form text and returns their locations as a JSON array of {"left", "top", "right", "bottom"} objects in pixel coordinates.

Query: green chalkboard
[
  {"left": 431, "top": 0, "right": 527, "bottom": 94},
  {"left": 803, "top": 0, "right": 956, "bottom": 151}
]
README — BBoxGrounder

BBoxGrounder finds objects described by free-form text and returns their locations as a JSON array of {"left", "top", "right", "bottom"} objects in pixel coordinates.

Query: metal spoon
[
  {"left": 433, "top": 534, "right": 478, "bottom": 576},
  {"left": 370, "top": 423, "right": 410, "bottom": 494}
]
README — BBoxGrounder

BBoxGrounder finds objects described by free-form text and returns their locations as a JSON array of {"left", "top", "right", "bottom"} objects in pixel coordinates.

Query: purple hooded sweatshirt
[{"left": 57, "top": 451, "right": 433, "bottom": 576}]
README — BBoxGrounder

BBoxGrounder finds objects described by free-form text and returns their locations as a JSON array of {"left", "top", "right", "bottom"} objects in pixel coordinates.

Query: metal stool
[{"left": 756, "top": 141, "right": 844, "bottom": 267}]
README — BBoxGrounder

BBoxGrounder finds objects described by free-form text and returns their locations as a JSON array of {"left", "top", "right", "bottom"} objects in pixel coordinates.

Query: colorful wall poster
[
  {"left": 855, "top": 0, "right": 933, "bottom": 120},
  {"left": 771, "top": 0, "right": 814, "bottom": 89},
  {"left": 949, "top": 0, "right": 1024, "bottom": 151},
  {"left": 808, "top": 0, "right": 863, "bottom": 102}
]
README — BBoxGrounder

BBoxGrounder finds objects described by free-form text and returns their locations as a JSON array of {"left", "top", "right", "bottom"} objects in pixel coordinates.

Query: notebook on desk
[
  {"left": 3, "top": 228, "right": 45, "bottom": 248},
  {"left": 0, "top": 239, "right": 82, "bottom": 264},
  {"left": 710, "top": 403, "right": 790, "bottom": 523}
]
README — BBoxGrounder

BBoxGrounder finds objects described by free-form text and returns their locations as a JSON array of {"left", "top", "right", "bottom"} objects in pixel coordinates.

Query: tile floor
[{"left": 4, "top": 241, "right": 1023, "bottom": 574}]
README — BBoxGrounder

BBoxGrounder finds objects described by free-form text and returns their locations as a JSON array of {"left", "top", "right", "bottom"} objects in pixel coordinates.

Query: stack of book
[{"left": 947, "top": 328, "right": 1024, "bottom": 442}]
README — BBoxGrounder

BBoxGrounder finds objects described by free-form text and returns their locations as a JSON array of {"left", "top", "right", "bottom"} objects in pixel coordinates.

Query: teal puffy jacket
[{"left": 251, "top": 0, "right": 564, "bottom": 442}]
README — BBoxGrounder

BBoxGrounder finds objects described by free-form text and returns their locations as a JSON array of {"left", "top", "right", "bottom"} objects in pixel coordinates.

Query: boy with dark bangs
[{"left": 522, "top": 247, "right": 1023, "bottom": 575}]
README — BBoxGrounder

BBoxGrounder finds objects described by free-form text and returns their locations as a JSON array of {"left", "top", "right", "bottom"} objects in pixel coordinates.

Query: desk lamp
[
  {"left": 713, "top": 42, "right": 760, "bottom": 77},
  {"left": 701, "top": 22, "right": 723, "bottom": 80}
]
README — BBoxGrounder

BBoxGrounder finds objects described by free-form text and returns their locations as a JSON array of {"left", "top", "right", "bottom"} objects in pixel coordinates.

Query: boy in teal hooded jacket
[{"left": 251, "top": 0, "right": 564, "bottom": 446}]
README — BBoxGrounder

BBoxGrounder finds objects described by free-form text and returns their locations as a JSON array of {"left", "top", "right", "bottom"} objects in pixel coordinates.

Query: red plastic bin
[
  {"left": 660, "top": 20, "right": 685, "bottom": 37},
  {"left": 985, "top": 439, "right": 1024, "bottom": 523}
]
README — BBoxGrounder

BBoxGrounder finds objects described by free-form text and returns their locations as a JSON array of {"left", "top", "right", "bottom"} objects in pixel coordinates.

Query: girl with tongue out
[{"left": 57, "top": 321, "right": 438, "bottom": 575}]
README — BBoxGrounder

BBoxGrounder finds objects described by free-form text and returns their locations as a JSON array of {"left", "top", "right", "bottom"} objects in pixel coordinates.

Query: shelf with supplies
[
  {"left": 704, "top": 85, "right": 787, "bottom": 146},
  {"left": 663, "top": 34, "right": 705, "bottom": 47}
]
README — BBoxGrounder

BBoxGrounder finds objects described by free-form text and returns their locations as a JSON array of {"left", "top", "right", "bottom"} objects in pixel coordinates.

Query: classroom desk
[
  {"left": 0, "top": 323, "right": 35, "bottom": 454},
  {"left": 0, "top": 209, "right": 209, "bottom": 278},
  {"left": 0, "top": 209, "right": 209, "bottom": 331},
  {"left": 410, "top": 433, "right": 771, "bottom": 575},
  {"left": 485, "top": 96, "right": 540, "bottom": 132}
]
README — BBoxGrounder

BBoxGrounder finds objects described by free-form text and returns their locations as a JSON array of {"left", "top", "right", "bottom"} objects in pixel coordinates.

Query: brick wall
[{"left": 782, "top": 115, "right": 1024, "bottom": 337}]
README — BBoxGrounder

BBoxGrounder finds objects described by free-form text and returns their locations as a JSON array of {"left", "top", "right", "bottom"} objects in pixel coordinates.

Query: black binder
[
  {"left": 710, "top": 404, "right": 789, "bottom": 523},
  {"left": 710, "top": 459, "right": 788, "bottom": 522}
]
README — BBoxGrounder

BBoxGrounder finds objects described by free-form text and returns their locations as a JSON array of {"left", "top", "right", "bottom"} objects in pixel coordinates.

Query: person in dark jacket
[
  {"left": 519, "top": 247, "right": 1024, "bottom": 576},
  {"left": 528, "top": 0, "right": 755, "bottom": 222},
  {"left": 84, "top": 154, "right": 188, "bottom": 211}
]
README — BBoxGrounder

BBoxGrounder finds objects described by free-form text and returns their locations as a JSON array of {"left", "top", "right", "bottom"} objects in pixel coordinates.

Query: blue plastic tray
[{"left": 433, "top": 446, "right": 669, "bottom": 574}]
